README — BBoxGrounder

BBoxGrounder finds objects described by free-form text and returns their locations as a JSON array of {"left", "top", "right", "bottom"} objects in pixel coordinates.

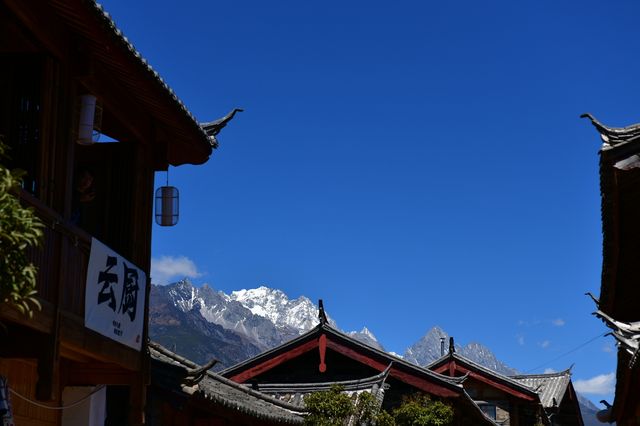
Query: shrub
[
  {"left": 0, "top": 140, "right": 43, "bottom": 317},
  {"left": 392, "top": 394, "right": 454, "bottom": 426}
]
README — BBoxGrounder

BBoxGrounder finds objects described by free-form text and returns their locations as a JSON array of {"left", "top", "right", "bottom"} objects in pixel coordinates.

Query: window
[
  {"left": 479, "top": 404, "right": 497, "bottom": 420},
  {"left": 0, "top": 54, "right": 43, "bottom": 195}
]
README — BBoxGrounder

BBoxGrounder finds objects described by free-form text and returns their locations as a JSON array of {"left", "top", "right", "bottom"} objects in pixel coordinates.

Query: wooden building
[
  {"left": 0, "top": 1, "right": 214, "bottom": 424},
  {"left": 427, "top": 341, "right": 546, "bottom": 425},
  {"left": 582, "top": 114, "right": 640, "bottom": 425},
  {"left": 427, "top": 341, "right": 583, "bottom": 425},
  {"left": 221, "top": 309, "right": 498, "bottom": 425},
  {"left": 512, "top": 369, "right": 583, "bottom": 426},
  {"left": 148, "top": 342, "right": 304, "bottom": 426}
]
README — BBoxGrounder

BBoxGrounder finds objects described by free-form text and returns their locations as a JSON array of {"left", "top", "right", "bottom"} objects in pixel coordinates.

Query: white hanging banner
[{"left": 84, "top": 238, "right": 146, "bottom": 351}]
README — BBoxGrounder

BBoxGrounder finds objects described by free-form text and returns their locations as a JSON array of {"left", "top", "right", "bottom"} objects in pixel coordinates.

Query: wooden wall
[{"left": 0, "top": 358, "right": 59, "bottom": 426}]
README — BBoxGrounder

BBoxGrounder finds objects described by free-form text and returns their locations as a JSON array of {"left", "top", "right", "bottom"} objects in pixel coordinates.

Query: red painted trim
[
  {"left": 433, "top": 364, "right": 449, "bottom": 375},
  {"left": 433, "top": 360, "right": 536, "bottom": 401},
  {"left": 388, "top": 368, "right": 460, "bottom": 398},
  {"left": 230, "top": 339, "right": 318, "bottom": 383},
  {"left": 326, "top": 340, "right": 460, "bottom": 398},
  {"left": 318, "top": 334, "right": 327, "bottom": 373},
  {"left": 229, "top": 331, "right": 462, "bottom": 398}
]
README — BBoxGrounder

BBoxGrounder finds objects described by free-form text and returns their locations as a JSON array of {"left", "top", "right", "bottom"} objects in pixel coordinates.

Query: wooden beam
[
  {"left": 229, "top": 339, "right": 318, "bottom": 383},
  {"left": 325, "top": 340, "right": 460, "bottom": 398},
  {"left": 59, "top": 311, "right": 141, "bottom": 370},
  {"left": 66, "top": 362, "right": 136, "bottom": 386},
  {"left": 3, "top": 0, "right": 70, "bottom": 60},
  {"left": 0, "top": 298, "right": 55, "bottom": 333},
  {"left": 80, "top": 68, "right": 151, "bottom": 144},
  {"left": 437, "top": 362, "right": 536, "bottom": 401}
]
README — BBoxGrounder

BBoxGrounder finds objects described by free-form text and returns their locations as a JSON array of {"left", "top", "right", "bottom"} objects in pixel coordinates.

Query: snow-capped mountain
[
  {"left": 149, "top": 279, "right": 595, "bottom": 423},
  {"left": 229, "top": 286, "right": 326, "bottom": 332},
  {"left": 164, "top": 280, "right": 300, "bottom": 350},
  {"left": 150, "top": 279, "right": 377, "bottom": 367},
  {"left": 347, "top": 327, "right": 385, "bottom": 351}
]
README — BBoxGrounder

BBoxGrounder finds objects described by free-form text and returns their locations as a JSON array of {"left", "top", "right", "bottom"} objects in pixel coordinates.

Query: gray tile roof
[
  {"left": 149, "top": 342, "right": 304, "bottom": 425},
  {"left": 582, "top": 113, "right": 640, "bottom": 148},
  {"left": 510, "top": 369, "right": 572, "bottom": 408},
  {"left": 89, "top": 1, "right": 213, "bottom": 146}
]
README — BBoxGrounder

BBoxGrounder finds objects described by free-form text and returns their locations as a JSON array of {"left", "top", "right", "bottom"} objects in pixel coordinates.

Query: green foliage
[
  {"left": 304, "top": 386, "right": 396, "bottom": 426},
  {"left": 0, "top": 140, "right": 43, "bottom": 317},
  {"left": 391, "top": 394, "right": 454, "bottom": 426},
  {"left": 304, "top": 385, "right": 354, "bottom": 426},
  {"left": 374, "top": 409, "right": 396, "bottom": 426},
  {"left": 353, "top": 391, "right": 380, "bottom": 424},
  {"left": 302, "top": 387, "right": 455, "bottom": 426}
]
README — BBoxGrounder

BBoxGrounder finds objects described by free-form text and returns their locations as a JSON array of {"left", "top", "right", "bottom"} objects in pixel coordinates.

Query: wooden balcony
[
  {"left": 4, "top": 190, "right": 143, "bottom": 372},
  {"left": 20, "top": 190, "right": 91, "bottom": 317}
]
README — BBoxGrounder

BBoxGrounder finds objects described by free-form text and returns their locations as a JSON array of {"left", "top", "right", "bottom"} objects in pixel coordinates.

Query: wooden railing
[{"left": 20, "top": 191, "right": 92, "bottom": 317}]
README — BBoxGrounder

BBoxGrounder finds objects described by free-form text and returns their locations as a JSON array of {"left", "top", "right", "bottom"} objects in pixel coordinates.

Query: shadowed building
[{"left": 583, "top": 114, "right": 640, "bottom": 425}]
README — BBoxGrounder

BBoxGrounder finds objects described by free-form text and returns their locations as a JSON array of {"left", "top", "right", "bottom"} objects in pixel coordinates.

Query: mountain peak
[
  {"left": 360, "top": 326, "right": 375, "bottom": 338},
  {"left": 227, "top": 286, "right": 320, "bottom": 332}
]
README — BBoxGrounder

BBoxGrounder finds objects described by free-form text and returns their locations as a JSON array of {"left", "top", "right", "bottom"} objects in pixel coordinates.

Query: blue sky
[{"left": 101, "top": 0, "right": 640, "bottom": 404}]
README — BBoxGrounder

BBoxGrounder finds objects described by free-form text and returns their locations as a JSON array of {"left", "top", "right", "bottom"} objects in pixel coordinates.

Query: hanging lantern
[
  {"left": 77, "top": 94, "right": 103, "bottom": 145},
  {"left": 155, "top": 186, "right": 179, "bottom": 226}
]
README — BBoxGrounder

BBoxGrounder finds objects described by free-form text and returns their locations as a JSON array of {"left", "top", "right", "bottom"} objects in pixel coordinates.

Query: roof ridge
[{"left": 510, "top": 367, "right": 572, "bottom": 379}]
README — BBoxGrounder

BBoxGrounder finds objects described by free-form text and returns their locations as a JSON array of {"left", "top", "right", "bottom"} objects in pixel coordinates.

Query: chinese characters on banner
[{"left": 84, "top": 238, "right": 146, "bottom": 351}]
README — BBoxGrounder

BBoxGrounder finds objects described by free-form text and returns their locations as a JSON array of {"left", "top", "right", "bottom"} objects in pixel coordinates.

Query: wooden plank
[
  {"left": 3, "top": 0, "right": 70, "bottom": 61},
  {"left": 59, "top": 311, "right": 141, "bottom": 370},
  {"left": 0, "top": 298, "right": 55, "bottom": 333},
  {"left": 325, "top": 340, "right": 460, "bottom": 398},
  {"left": 436, "top": 362, "right": 536, "bottom": 401},
  {"left": 65, "top": 362, "right": 136, "bottom": 386},
  {"left": 0, "top": 358, "right": 59, "bottom": 425},
  {"left": 229, "top": 339, "right": 319, "bottom": 383}
]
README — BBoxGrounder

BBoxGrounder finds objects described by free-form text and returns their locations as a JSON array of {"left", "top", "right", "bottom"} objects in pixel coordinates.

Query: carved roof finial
[
  {"left": 449, "top": 337, "right": 455, "bottom": 354},
  {"left": 201, "top": 108, "right": 243, "bottom": 147},
  {"left": 318, "top": 299, "right": 328, "bottom": 325}
]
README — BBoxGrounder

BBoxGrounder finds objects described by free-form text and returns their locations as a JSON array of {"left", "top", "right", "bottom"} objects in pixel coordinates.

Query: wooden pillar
[{"left": 511, "top": 402, "right": 520, "bottom": 426}]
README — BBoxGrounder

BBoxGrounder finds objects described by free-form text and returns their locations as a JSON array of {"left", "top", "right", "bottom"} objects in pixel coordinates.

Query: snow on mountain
[
  {"left": 154, "top": 281, "right": 597, "bottom": 424},
  {"left": 347, "top": 327, "right": 385, "bottom": 351},
  {"left": 230, "top": 286, "right": 321, "bottom": 332},
  {"left": 159, "top": 279, "right": 372, "bottom": 353}
]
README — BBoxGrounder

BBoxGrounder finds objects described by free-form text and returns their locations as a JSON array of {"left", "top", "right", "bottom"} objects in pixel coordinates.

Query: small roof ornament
[
  {"left": 318, "top": 299, "right": 328, "bottom": 325},
  {"left": 449, "top": 337, "right": 455, "bottom": 355},
  {"left": 201, "top": 108, "right": 243, "bottom": 148},
  {"left": 581, "top": 113, "right": 640, "bottom": 148}
]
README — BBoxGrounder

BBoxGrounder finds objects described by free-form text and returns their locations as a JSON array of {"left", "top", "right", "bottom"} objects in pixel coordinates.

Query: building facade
[{"left": 0, "top": 1, "right": 213, "bottom": 424}]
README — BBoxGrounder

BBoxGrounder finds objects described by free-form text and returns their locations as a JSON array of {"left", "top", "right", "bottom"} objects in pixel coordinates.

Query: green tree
[
  {"left": 0, "top": 140, "right": 43, "bottom": 317},
  {"left": 392, "top": 394, "right": 454, "bottom": 426},
  {"left": 304, "top": 385, "right": 355, "bottom": 426},
  {"left": 304, "top": 386, "right": 395, "bottom": 426},
  {"left": 303, "top": 387, "right": 456, "bottom": 426}
]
